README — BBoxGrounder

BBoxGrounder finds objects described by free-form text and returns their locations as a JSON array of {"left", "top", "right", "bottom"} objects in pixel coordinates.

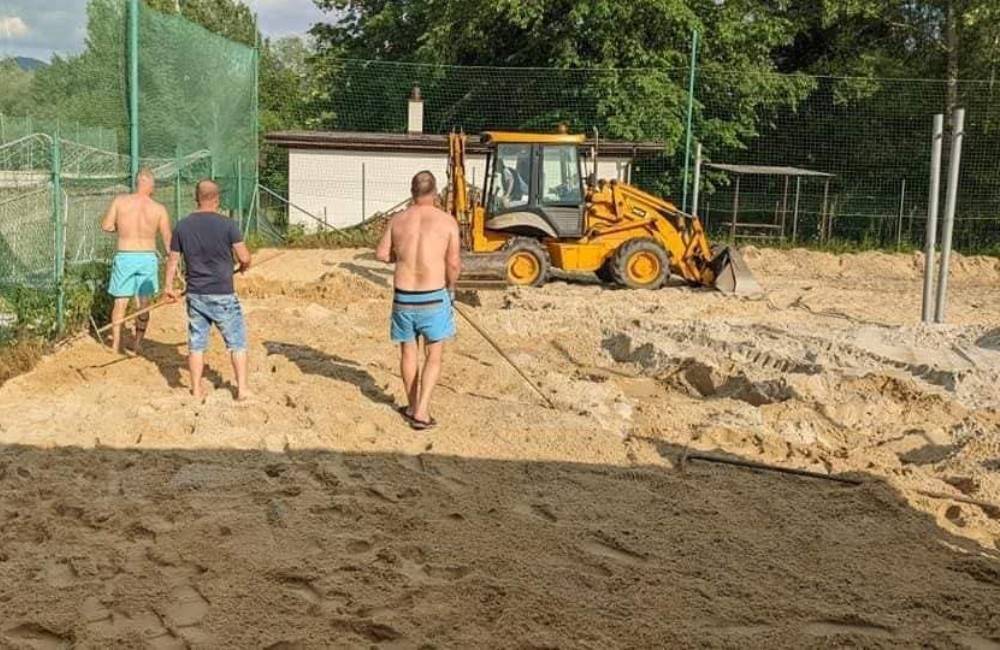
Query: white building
[{"left": 266, "top": 94, "right": 666, "bottom": 229}]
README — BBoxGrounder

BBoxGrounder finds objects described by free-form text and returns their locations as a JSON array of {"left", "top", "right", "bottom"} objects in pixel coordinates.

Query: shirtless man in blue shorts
[
  {"left": 101, "top": 168, "right": 172, "bottom": 353},
  {"left": 375, "top": 171, "right": 462, "bottom": 430}
]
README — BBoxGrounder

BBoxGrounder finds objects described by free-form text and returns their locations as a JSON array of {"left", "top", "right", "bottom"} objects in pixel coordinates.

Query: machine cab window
[
  {"left": 491, "top": 144, "right": 532, "bottom": 211},
  {"left": 540, "top": 145, "right": 583, "bottom": 206}
]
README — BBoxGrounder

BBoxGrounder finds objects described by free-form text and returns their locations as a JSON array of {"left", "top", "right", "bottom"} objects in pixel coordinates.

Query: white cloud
[{"left": 0, "top": 16, "right": 29, "bottom": 40}]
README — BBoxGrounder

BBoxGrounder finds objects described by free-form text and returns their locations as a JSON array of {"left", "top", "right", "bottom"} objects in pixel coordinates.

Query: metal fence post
[
  {"left": 128, "top": 0, "right": 140, "bottom": 189},
  {"left": 691, "top": 142, "right": 702, "bottom": 218},
  {"left": 361, "top": 162, "right": 367, "bottom": 222},
  {"left": 52, "top": 134, "right": 65, "bottom": 332},
  {"left": 935, "top": 108, "right": 965, "bottom": 324},
  {"left": 174, "top": 147, "right": 182, "bottom": 224},
  {"left": 681, "top": 29, "right": 700, "bottom": 214},
  {"left": 236, "top": 158, "right": 244, "bottom": 231},
  {"left": 792, "top": 177, "right": 801, "bottom": 243},
  {"left": 896, "top": 178, "right": 906, "bottom": 249},
  {"left": 921, "top": 114, "right": 944, "bottom": 323}
]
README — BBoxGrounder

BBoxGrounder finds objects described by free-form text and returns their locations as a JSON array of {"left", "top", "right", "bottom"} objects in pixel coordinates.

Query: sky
[{"left": 0, "top": 0, "right": 329, "bottom": 61}]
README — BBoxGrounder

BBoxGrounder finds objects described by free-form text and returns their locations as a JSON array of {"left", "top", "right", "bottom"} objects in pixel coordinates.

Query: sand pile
[{"left": 0, "top": 246, "right": 998, "bottom": 647}]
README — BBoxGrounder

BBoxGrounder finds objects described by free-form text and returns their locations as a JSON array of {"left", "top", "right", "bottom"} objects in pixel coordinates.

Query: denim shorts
[
  {"left": 390, "top": 288, "right": 455, "bottom": 343},
  {"left": 186, "top": 293, "right": 247, "bottom": 353}
]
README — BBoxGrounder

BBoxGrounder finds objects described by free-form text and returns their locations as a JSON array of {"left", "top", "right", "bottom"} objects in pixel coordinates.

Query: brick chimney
[{"left": 408, "top": 85, "right": 424, "bottom": 134}]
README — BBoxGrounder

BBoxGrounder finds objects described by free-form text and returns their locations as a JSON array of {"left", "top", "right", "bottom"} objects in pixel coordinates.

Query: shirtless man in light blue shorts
[
  {"left": 376, "top": 171, "right": 462, "bottom": 430},
  {"left": 101, "top": 169, "right": 172, "bottom": 353}
]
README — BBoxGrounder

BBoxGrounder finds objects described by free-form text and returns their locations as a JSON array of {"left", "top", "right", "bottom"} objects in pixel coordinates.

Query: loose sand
[{"left": 0, "top": 247, "right": 998, "bottom": 648}]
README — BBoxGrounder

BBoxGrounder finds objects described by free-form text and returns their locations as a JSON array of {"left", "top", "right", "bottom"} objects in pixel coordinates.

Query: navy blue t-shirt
[{"left": 170, "top": 212, "right": 243, "bottom": 295}]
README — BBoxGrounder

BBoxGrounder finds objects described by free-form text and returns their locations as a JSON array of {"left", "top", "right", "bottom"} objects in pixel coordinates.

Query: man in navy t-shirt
[{"left": 164, "top": 179, "right": 253, "bottom": 401}]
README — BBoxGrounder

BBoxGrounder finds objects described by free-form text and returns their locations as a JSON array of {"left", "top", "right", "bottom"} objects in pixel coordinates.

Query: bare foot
[{"left": 235, "top": 389, "right": 252, "bottom": 403}]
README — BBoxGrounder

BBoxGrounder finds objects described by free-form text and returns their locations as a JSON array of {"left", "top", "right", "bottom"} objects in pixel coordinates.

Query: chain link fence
[
  {"left": 0, "top": 0, "right": 258, "bottom": 343},
  {"left": 267, "top": 58, "right": 1000, "bottom": 254}
]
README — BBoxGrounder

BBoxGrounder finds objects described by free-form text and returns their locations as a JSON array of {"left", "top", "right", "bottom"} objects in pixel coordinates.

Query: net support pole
[
  {"left": 691, "top": 142, "right": 702, "bottom": 218},
  {"left": 896, "top": 178, "right": 906, "bottom": 249},
  {"left": 51, "top": 134, "right": 65, "bottom": 332},
  {"left": 252, "top": 13, "right": 261, "bottom": 231},
  {"left": 934, "top": 108, "right": 965, "bottom": 324},
  {"left": 174, "top": 146, "right": 182, "bottom": 223},
  {"left": 128, "top": 0, "right": 140, "bottom": 189},
  {"left": 792, "top": 177, "right": 801, "bottom": 244},
  {"left": 681, "top": 29, "right": 700, "bottom": 214},
  {"left": 237, "top": 158, "right": 244, "bottom": 231},
  {"left": 921, "top": 114, "right": 944, "bottom": 323}
]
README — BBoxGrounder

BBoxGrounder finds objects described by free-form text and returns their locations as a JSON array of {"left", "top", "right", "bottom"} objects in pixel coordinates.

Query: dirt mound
[{"left": 743, "top": 245, "right": 1000, "bottom": 284}]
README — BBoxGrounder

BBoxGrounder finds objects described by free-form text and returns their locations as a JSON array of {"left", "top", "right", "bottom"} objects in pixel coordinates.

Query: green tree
[
  {"left": 0, "top": 60, "right": 34, "bottom": 121},
  {"left": 310, "top": 0, "right": 814, "bottom": 193}
]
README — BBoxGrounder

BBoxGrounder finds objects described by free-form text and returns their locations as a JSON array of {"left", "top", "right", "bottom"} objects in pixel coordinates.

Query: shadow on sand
[
  {"left": 0, "top": 440, "right": 997, "bottom": 648},
  {"left": 264, "top": 340, "right": 395, "bottom": 407}
]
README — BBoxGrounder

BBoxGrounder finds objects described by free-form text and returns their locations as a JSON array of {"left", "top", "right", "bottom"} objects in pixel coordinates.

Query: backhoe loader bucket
[
  {"left": 709, "top": 246, "right": 762, "bottom": 296},
  {"left": 460, "top": 251, "right": 509, "bottom": 278}
]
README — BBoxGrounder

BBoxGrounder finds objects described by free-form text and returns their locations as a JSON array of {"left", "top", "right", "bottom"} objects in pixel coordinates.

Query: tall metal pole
[
  {"left": 730, "top": 175, "right": 740, "bottom": 241},
  {"left": 52, "top": 134, "right": 65, "bottom": 332},
  {"left": 792, "top": 176, "right": 801, "bottom": 244},
  {"left": 681, "top": 29, "right": 699, "bottom": 213},
  {"left": 128, "top": 0, "right": 140, "bottom": 189},
  {"left": 691, "top": 142, "right": 702, "bottom": 217},
  {"left": 921, "top": 114, "right": 944, "bottom": 323},
  {"left": 236, "top": 158, "right": 244, "bottom": 231},
  {"left": 934, "top": 108, "right": 965, "bottom": 324},
  {"left": 821, "top": 179, "right": 831, "bottom": 243},
  {"left": 174, "top": 145, "right": 182, "bottom": 224},
  {"left": 362, "top": 162, "right": 367, "bottom": 222},
  {"left": 252, "top": 13, "right": 260, "bottom": 232},
  {"left": 896, "top": 178, "right": 906, "bottom": 249}
]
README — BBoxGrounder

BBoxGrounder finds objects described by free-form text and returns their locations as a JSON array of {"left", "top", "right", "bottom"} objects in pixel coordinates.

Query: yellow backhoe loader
[{"left": 447, "top": 130, "right": 760, "bottom": 294}]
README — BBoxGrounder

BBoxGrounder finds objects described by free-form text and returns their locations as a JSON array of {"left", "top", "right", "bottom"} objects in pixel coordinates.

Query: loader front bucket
[
  {"left": 709, "top": 246, "right": 763, "bottom": 296},
  {"left": 460, "top": 251, "right": 509, "bottom": 279}
]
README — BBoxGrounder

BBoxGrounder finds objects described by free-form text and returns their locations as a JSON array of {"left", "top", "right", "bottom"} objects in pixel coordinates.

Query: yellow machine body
[{"left": 447, "top": 131, "right": 759, "bottom": 293}]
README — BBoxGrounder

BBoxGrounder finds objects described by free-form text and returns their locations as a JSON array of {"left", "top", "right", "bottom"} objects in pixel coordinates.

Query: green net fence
[
  {"left": 269, "top": 58, "right": 1000, "bottom": 254},
  {"left": 0, "top": 0, "right": 258, "bottom": 341}
]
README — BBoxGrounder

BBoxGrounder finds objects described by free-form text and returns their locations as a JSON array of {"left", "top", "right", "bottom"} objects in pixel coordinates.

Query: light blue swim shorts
[
  {"left": 390, "top": 288, "right": 456, "bottom": 344},
  {"left": 108, "top": 251, "right": 159, "bottom": 298}
]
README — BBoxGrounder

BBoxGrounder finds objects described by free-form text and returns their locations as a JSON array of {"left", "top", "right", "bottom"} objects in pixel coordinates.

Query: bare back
[
  {"left": 104, "top": 193, "right": 170, "bottom": 251},
  {"left": 387, "top": 204, "right": 459, "bottom": 291}
]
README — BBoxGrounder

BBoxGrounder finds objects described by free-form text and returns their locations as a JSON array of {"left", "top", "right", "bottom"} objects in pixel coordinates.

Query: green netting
[
  {"left": 0, "top": 0, "right": 259, "bottom": 339},
  {"left": 138, "top": 2, "right": 257, "bottom": 220}
]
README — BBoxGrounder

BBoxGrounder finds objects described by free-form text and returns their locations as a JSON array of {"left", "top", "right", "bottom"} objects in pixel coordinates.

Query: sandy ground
[{"left": 0, "top": 246, "right": 999, "bottom": 648}]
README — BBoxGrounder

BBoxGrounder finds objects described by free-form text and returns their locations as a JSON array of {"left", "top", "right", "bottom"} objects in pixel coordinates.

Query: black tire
[
  {"left": 504, "top": 238, "right": 550, "bottom": 287},
  {"left": 595, "top": 259, "right": 616, "bottom": 284},
  {"left": 611, "top": 239, "right": 670, "bottom": 289}
]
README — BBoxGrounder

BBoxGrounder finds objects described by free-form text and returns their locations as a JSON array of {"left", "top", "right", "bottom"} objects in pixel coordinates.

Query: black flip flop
[
  {"left": 409, "top": 416, "right": 437, "bottom": 431},
  {"left": 396, "top": 405, "right": 415, "bottom": 421}
]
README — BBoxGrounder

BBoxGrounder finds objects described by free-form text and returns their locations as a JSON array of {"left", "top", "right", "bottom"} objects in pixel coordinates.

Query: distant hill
[{"left": 12, "top": 57, "right": 47, "bottom": 71}]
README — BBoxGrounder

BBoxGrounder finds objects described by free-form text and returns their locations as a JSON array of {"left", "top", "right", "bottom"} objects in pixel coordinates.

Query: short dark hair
[
  {"left": 411, "top": 171, "right": 437, "bottom": 199},
  {"left": 195, "top": 179, "right": 220, "bottom": 204}
]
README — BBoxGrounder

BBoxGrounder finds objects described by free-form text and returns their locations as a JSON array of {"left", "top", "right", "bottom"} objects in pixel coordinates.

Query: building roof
[
  {"left": 265, "top": 130, "right": 665, "bottom": 156},
  {"left": 705, "top": 163, "right": 834, "bottom": 177}
]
